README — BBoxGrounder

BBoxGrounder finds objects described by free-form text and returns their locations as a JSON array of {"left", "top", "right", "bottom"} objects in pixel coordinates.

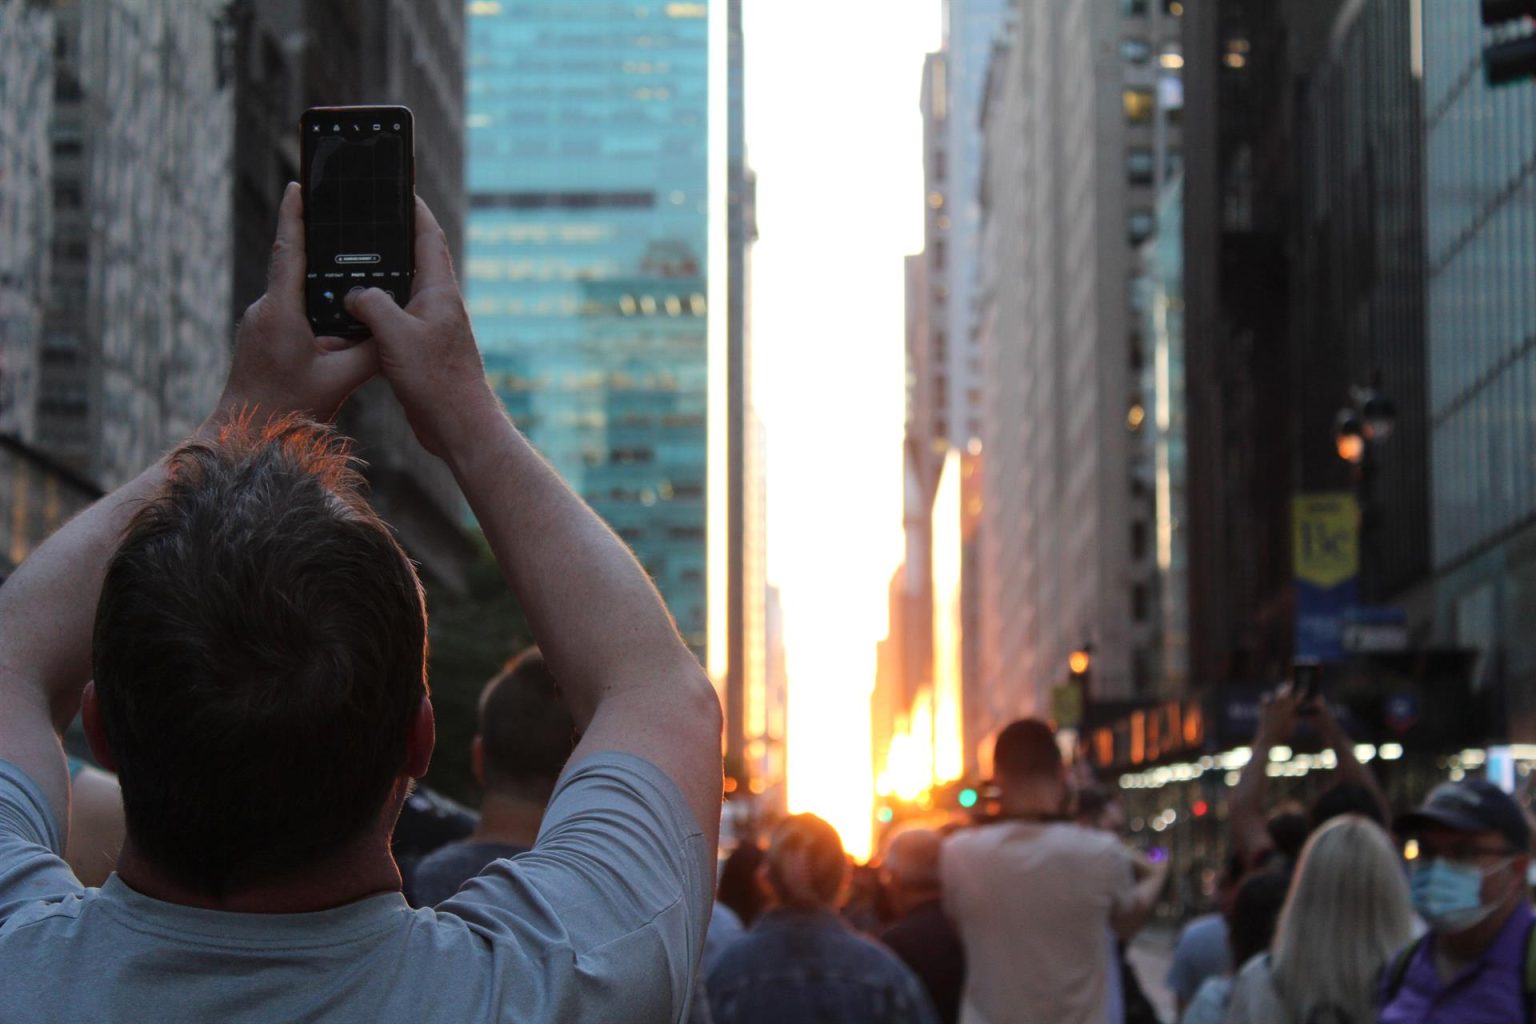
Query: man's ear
[
  {"left": 470, "top": 735, "right": 486, "bottom": 788},
  {"left": 406, "top": 696, "right": 435, "bottom": 780},
  {"left": 81, "top": 681, "right": 118, "bottom": 774}
]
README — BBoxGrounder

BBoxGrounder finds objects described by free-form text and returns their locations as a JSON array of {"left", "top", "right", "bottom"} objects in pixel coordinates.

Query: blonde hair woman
[{"left": 1227, "top": 814, "right": 1415, "bottom": 1023}]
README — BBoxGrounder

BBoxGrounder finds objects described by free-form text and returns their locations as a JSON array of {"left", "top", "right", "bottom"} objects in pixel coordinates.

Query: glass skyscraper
[
  {"left": 1422, "top": 1, "right": 1536, "bottom": 727},
  {"left": 466, "top": 1, "right": 713, "bottom": 653}
]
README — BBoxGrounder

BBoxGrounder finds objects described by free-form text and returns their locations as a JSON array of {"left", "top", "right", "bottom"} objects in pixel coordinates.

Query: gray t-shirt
[{"left": 0, "top": 753, "right": 713, "bottom": 1023}]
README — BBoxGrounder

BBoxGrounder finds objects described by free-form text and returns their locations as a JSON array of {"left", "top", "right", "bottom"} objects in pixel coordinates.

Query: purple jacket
[{"left": 1380, "top": 902, "right": 1534, "bottom": 1023}]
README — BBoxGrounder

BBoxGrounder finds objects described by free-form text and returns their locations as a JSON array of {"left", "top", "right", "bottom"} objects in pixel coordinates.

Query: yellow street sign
[{"left": 1292, "top": 493, "right": 1359, "bottom": 590}]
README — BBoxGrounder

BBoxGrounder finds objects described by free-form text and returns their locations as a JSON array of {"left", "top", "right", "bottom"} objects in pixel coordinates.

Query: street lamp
[
  {"left": 1333, "top": 382, "right": 1396, "bottom": 603},
  {"left": 1357, "top": 387, "right": 1397, "bottom": 442},
  {"left": 1069, "top": 647, "right": 1093, "bottom": 676},
  {"left": 1334, "top": 408, "right": 1366, "bottom": 465},
  {"left": 1333, "top": 385, "right": 1396, "bottom": 466}
]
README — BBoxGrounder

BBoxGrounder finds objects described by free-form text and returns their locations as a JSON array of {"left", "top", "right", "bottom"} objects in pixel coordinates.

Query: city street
[{"left": 1, "top": 0, "right": 1535, "bottom": 1021}]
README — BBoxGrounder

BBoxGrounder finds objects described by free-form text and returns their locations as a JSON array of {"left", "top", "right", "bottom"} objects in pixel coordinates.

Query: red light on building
[{"left": 1193, "top": 800, "right": 1210, "bottom": 818}]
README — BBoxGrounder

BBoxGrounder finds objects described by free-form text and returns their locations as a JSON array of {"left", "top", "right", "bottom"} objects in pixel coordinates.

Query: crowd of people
[
  {"left": 0, "top": 183, "right": 1531, "bottom": 1024},
  {"left": 673, "top": 699, "right": 1536, "bottom": 1024},
  {"left": 1158, "top": 686, "right": 1536, "bottom": 1024}
]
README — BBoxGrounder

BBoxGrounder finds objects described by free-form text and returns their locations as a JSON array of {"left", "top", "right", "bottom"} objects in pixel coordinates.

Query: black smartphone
[
  {"left": 299, "top": 105, "right": 415, "bottom": 337},
  {"left": 1293, "top": 659, "right": 1323, "bottom": 713}
]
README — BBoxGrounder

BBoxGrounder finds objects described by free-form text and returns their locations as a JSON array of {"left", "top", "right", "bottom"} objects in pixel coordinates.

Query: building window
[
  {"left": 1121, "top": 38, "right": 1152, "bottom": 64},
  {"left": 1159, "top": 42, "right": 1184, "bottom": 70},
  {"left": 1133, "top": 584, "right": 1151, "bottom": 622},
  {"left": 1123, "top": 88, "right": 1155, "bottom": 125},
  {"left": 1165, "top": 148, "right": 1183, "bottom": 179},
  {"left": 1121, "top": 0, "right": 1148, "bottom": 16},
  {"left": 1132, "top": 520, "right": 1149, "bottom": 560},
  {"left": 1128, "top": 209, "right": 1155, "bottom": 244},
  {"left": 1127, "top": 147, "right": 1155, "bottom": 186}
]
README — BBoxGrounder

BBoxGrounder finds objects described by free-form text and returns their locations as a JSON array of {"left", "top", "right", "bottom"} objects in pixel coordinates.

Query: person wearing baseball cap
[{"left": 1380, "top": 778, "right": 1535, "bottom": 1022}]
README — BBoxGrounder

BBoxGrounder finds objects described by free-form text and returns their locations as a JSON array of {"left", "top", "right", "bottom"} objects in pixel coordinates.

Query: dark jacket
[
  {"left": 881, "top": 899, "right": 965, "bottom": 1024},
  {"left": 706, "top": 908, "right": 941, "bottom": 1024}
]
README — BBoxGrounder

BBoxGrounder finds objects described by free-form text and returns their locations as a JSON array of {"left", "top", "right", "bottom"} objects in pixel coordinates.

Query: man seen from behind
[
  {"left": 940, "top": 718, "right": 1168, "bottom": 1024},
  {"left": 0, "top": 184, "right": 722, "bottom": 1023},
  {"left": 405, "top": 648, "right": 576, "bottom": 907}
]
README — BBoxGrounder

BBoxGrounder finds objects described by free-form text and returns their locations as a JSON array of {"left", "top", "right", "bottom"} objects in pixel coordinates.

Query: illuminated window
[
  {"left": 1121, "top": 38, "right": 1152, "bottom": 64},
  {"left": 666, "top": 2, "right": 707, "bottom": 17},
  {"left": 1123, "top": 88, "right": 1155, "bottom": 125}
]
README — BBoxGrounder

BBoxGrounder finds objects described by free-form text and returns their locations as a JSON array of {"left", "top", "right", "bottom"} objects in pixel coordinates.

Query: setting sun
[{"left": 747, "top": 1, "right": 943, "bottom": 861}]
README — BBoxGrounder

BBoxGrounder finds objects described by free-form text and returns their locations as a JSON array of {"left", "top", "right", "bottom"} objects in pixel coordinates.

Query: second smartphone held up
[{"left": 300, "top": 105, "right": 415, "bottom": 337}]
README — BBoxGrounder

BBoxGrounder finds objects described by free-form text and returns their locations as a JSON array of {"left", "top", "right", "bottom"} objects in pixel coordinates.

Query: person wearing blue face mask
[{"left": 1380, "top": 778, "right": 1536, "bottom": 1023}]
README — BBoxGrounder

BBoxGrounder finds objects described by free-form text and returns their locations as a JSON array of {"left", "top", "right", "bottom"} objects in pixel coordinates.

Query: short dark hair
[
  {"left": 478, "top": 648, "right": 575, "bottom": 800},
  {"left": 92, "top": 416, "right": 427, "bottom": 896},
  {"left": 1267, "top": 811, "right": 1310, "bottom": 865},
  {"left": 1228, "top": 869, "right": 1288, "bottom": 966},
  {"left": 1076, "top": 783, "right": 1118, "bottom": 823},
  {"left": 1309, "top": 782, "right": 1385, "bottom": 832},
  {"left": 993, "top": 718, "right": 1061, "bottom": 781},
  {"left": 717, "top": 839, "right": 768, "bottom": 927}
]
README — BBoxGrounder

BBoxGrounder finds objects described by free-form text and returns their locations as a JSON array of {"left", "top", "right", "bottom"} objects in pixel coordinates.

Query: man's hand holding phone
[
  {"left": 343, "top": 197, "right": 502, "bottom": 461},
  {"left": 215, "top": 182, "right": 378, "bottom": 428}
]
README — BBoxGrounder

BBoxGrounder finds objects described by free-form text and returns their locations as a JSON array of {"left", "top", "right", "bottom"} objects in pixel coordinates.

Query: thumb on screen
[{"left": 344, "top": 287, "right": 411, "bottom": 338}]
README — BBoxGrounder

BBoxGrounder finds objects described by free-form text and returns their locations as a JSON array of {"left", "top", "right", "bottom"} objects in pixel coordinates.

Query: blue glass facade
[
  {"left": 1423, "top": 1, "right": 1536, "bottom": 731},
  {"left": 466, "top": 1, "right": 712, "bottom": 652},
  {"left": 1424, "top": 3, "right": 1536, "bottom": 570}
]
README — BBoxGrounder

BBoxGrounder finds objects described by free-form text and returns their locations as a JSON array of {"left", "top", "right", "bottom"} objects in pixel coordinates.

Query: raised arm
[
  {"left": 1312, "top": 699, "right": 1390, "bottom": 824},
  {"left": 1111, "top": 850, "right": 1171, "bottom": 941},
  {"left": 0, "top": 182, "right": 375, "bottom": 834},
  {"left": 1230, "top": 686, "right": 1297, "bottom": 869},
  {"left": 345, "top": 201, "right": 723, "bottom": 851}
]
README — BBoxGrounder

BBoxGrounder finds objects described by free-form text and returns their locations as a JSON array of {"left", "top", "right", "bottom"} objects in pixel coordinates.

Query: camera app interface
[{"left": 303, "top": 111, "right": 413, "bottom": 331}]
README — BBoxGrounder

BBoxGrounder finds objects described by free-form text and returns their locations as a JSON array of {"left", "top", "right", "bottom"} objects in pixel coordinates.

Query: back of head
[
  {"left": 1075, "top": 784, "right": 1112, "bottom": 826},
  {"left": 1310, "top": 782, "right": 1385, "bottom": 832},
  {"left": 1266, "top": 811, "right": 1310, "bottom": 866},
  {"left": 884, "top": 827, "right": 943, "bottom": 892},
  {"left": 765, "top": 813, "right": 848, "bottom": 911},
  {"left": 1227, "top": 869, "right": 1288, "bottom": 967},
  {"left": 718, "top": 839, "right": 768, "bottom": 927},
  {"left": 992, "top": 718, "right": 1061, "bottom": 783},
  {"left": 92, "top": 416, "right": 427, "bottom": 896},
  {"left": 477, "top": 648, "right": 575, "bottom": 803},
  {"left": 1270, "top": 816, "right": 1415, "bottom": 1021}
]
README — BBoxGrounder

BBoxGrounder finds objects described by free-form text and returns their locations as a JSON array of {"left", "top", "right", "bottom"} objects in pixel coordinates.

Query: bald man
[{"left": 880, "top": 829, "right": 965, "bottom": 1024}]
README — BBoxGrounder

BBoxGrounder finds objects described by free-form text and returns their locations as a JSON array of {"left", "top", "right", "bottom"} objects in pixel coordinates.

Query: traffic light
[{"left": 1482, "top": 0, "right": 1536, "bottom": 86}]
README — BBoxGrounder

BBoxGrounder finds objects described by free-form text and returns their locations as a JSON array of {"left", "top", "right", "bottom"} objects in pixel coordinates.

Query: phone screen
[{"left": 300, "top": 106, "right": 414, "bottom": 335}]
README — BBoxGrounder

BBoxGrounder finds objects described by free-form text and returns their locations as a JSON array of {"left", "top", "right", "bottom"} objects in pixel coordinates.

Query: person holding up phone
[
  {"left": 1229, "top": 678, "right": 1391, "bottom": 874},
  {"left": 0, "top": 183, "right": 722, "bottom": 1023}
]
